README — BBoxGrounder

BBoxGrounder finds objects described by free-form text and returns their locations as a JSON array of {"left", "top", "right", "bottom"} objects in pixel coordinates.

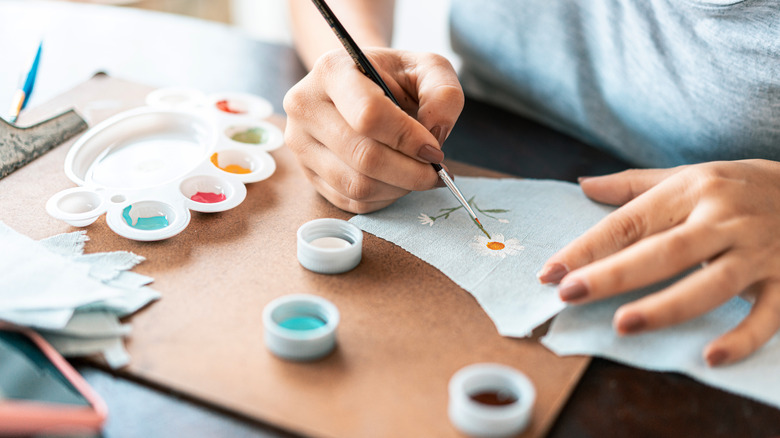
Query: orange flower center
[{"left": 486, "top": 241, "right": 505, "bottom": 251}]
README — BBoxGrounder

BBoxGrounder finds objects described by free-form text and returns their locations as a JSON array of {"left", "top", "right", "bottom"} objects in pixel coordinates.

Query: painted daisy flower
[
  {"left": 418, "top": 213, "right": 435, "bottom": 226},
  {"left": 470, "top": 234, "right": 524, "bottom": 258}
]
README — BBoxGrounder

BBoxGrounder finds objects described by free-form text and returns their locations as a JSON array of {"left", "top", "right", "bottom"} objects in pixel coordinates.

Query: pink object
[{"left": 0, "top": 322, "right": 107, "bottom": 436}]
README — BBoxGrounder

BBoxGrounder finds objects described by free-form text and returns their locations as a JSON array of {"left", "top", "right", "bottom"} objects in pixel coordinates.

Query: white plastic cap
[
  {"left": 262, "top": 294, "right": 340, "bottom": 361},
  {"left": 297, "top": 218, "right": 363, "bottom": 274},
  {"left": 448, "top": 363, "right": 536, "bottom": 437}
]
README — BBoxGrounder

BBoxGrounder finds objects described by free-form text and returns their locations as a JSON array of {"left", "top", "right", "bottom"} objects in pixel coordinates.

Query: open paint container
[
  {"left": 262, "top": 294, "right": 340, "bottom": 361},
  {"left": 448, "top": 363, "right": 536, "bottom": 437},
  {"left": 46, "top": 88, "right": 282, "bottom": 241},
  {"left": 297, "top": 218, "right": 363, "bottom": 274}
]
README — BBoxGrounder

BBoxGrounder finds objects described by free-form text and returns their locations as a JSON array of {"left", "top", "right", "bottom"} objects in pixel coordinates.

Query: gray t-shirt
[{"left": 450, "top": 0, "right": 779, "bottom": 167}]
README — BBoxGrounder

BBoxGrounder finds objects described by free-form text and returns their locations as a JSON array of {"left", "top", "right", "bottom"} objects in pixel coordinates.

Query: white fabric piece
[{"left": 0, "top": 221, "right": 159, "bottom": 368}]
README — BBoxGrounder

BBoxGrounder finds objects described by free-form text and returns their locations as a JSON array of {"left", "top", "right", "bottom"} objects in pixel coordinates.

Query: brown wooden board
[{"left": 0, "top": 75, "right": 589, "bottom": 438}]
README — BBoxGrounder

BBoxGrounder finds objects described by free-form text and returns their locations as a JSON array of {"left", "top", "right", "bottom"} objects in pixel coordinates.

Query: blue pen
[{"left": 8, "top": 41, "right": 43, "bottom": 124}]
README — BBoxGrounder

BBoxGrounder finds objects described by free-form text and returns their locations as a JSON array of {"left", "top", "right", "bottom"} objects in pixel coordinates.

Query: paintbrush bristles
[{"left": 475, "top": 219, "right": 491, "bottom": 239}]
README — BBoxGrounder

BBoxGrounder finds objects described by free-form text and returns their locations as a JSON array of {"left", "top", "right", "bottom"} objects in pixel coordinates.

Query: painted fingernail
[
  {"left": 538, "top": 263, "right": 568, "bottom": 284},
  {"left": 617, "top": 313, "right": 646, "bottom": 334},
  {"left": 706, "top": 349, "right": 729, "bottom": 367},
  {"left": 558, "top": 279, "right": 588, "bottom": 302},
  {"left": 418, "top": 144, "right": 444, "bottom": 163},
  {"left": 431, "top": 125, "right": 450, "bottom": 147}
]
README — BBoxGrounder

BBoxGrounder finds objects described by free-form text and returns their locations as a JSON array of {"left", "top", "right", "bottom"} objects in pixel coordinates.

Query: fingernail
[
  {"left": 706, "top": 349, "right": 729, "bottom": 367},
  {"left": 558, "top": 279, "right": 588, "bottom": 302},
  {"left": 431, "top": 125, "right": 450, "bottom": 147},
  {"left": 418, "top": 144, "right": 444, "bottom": 163},
  {"left": 617, "top": 313, "right": 646, "bottom": 334},
  {"left": 577, "top": 176, "right": 592, "bottom": 184},
  {"left": 538, "top": 263, "right": 568, "bottom": 284}
]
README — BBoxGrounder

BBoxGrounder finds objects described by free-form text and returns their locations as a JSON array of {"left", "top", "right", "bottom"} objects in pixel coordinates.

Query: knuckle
[
  {"left": 282, "top": 126, "right": 306, "bottom": 155},
  {"left": 392, "top": 122, "right": 415, "bottom": 152},
  {"left": 697, "top": 171, "right": 730, "bottom": 194},
  {"left": 441, "top": 84, "right": 466, "bottom": 112},
  {"left": 349, "top": 136, "right": 382, "bottom": 174},
  {"left": 688, "top": 162, "right": 739, "bottom": 195},
  {"left": 659, "top": 302, "right": 686, "bottom": 326},
  {"left": 423, "top": 52, "right": 457, "bottom": 74},
  {"left": 743, "top": 327, "right": 763, "bottom": 354},
  {"left": 711, "top": 260, "right": 746, "bottom": 293},
  {"left": 611, "top": 210, "right": 647, "bottom": 246},
  {"left": 313, "top": 49, "right": 344, "bottom": 73},
  {"left": 282, "top": 84, "right": 305, "bottom": 115},
  {"left": 600, "top": 264, "right": 630, "bottom": 293},
  {"left": 343, "top": 173, "right": 376, "bottom": 203},
  {"left": 406, "top": 166, "right": 437, "bottom": 191},
  {"left": 658, "top": 230, "right": 691, "bottom": 261}
]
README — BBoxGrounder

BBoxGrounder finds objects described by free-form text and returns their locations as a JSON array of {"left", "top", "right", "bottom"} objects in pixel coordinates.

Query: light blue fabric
[
  {"left": 542, "top": 289, "right": 780, "bottom": 410},
  {"left": 350, "top": 177, "right": 614, "bottom": 336},
  {"left": 450, "top": 0, "right": 780, "bottom": 168}
]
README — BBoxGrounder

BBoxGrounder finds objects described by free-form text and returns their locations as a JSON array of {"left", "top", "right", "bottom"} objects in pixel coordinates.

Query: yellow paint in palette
[{"left": 210, "top": 152, "right": 251, "bottom": 174}]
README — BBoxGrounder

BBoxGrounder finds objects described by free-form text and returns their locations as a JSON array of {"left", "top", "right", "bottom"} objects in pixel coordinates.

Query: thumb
[{"left": 579, "top": 167, "right": 684, "bottom": 205}]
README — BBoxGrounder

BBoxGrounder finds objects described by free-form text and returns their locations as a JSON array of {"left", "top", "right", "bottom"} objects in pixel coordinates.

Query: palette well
[{"left": 46, "top": 88, "right": 283, "bottom": 241}]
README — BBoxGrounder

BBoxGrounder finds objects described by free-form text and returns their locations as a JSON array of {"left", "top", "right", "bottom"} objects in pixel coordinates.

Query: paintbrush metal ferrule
[
  {"left": 437, "top": 168, "right": 476, "bottom": 219},
  {"left": 437, "top": 168, "right": 490, "bottom": 238},
  {"left": 7, "top": 90, "right": 25, "bottom": 124}
]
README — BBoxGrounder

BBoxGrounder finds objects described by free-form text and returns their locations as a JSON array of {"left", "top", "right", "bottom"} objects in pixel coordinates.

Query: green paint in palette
[
  {"left": 230, "top": 127, "right": 265, "bottom": 144},
  {"left": 122, "top": 205, "right": 169, "bottom": 230},
  {"left": 279, "top": 316, "right": 327, "bottom": 331}
]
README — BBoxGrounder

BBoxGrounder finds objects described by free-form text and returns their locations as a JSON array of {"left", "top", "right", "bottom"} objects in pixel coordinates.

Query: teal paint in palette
[
  {"left": 46, "top": 95, "right": 283, "bottom": 242},
  {"left": 122, "top": 205, "right": 169, "bottom": 230}
]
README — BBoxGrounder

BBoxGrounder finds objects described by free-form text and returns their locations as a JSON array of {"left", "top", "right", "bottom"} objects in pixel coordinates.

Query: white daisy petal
[
  {"left": 418, "top": 213, "right": 435, "bottom": 226},
  {"left": 472, "top": 234, "right": 524, "bottom": 258}
]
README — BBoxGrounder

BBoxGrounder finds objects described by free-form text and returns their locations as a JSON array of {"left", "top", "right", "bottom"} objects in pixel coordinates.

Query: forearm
[{"left": 289, "top": 0, "right": 395, "bottom": 69}]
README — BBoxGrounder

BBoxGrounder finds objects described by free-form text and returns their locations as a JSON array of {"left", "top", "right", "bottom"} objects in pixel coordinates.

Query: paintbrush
[
  {"left": 7, "top": 41, "right": 43, "bottom": 124},
  {"left": 308, "top": 0, "right": 491, "bottom": 239}
]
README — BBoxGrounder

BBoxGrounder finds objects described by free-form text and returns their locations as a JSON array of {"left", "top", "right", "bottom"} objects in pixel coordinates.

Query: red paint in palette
[
  {"left": 191, "top": 191, "right": 226, "bottom": 203},
  {"left": 215, "top": 100, "right": 245, "bottom": 114}
]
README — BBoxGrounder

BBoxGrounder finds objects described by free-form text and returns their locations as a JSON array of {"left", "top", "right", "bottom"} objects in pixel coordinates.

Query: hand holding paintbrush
[{"left": 284, "top": 1, "right": 488, "bottom": 235}]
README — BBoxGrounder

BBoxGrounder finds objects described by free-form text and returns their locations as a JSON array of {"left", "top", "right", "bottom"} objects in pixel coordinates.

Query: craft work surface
[
  {"left": 0, "top": 75, "right": 588, "bottom": 438},
  {"left": 2, "top": 2, "right": 779, "bottom": 434}
]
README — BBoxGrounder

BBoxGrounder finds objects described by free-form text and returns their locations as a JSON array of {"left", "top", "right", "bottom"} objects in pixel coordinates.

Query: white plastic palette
[{"left": 46, "top": 88, "right": 283, "bottom": 241}]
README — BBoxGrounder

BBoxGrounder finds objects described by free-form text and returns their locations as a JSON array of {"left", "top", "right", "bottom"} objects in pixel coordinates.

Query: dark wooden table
[{"left": 2, "top": 2, "right": 778, "bottom": 436}]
